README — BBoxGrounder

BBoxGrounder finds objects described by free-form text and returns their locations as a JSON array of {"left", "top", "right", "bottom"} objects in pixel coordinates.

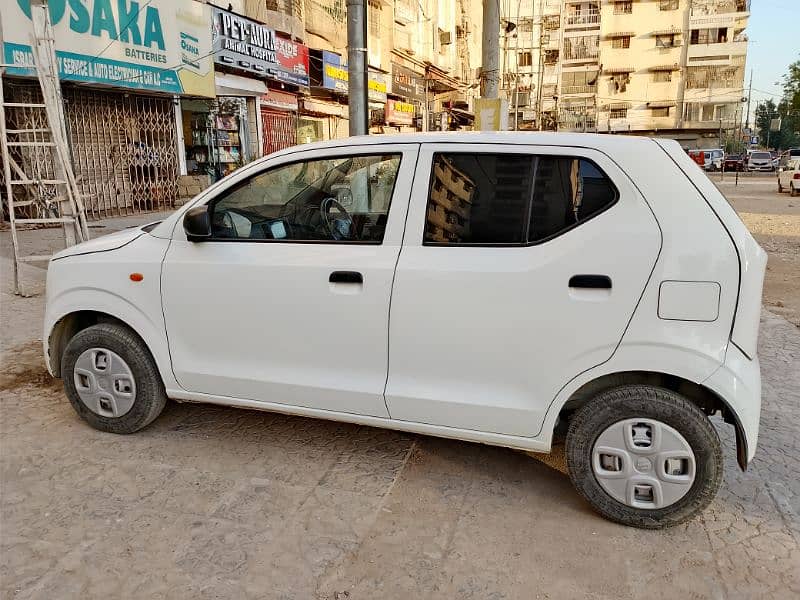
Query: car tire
[
  {"left": 778, "top": 180, "right": 783, "bottom": 193},
  {"left": 566, "top": 385, "right": 722, "bottom": 529},
  {"left": 62, "top": 323, "right": 167, "bottom": 434},
  {"left": 792, "top": 185, "right": 798, "bottom": 197}
]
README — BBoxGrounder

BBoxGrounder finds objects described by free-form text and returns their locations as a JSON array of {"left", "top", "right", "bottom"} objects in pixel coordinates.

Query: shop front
[
  {"left": 1, "top": 0, "right": 215, "bottom": 218},
  {"left": 260, "top": 89, "right": 299, "bottom": 155},
  {"left": 307, "top": 50, "right": 388, "bottom": 138},
  {"left": 389, "top": 62, "right": 426, "bottom": 132}
]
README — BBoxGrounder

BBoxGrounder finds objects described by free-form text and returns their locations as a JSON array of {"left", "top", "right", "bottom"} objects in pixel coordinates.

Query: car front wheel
[
  {"left": 566, "top": 385, "right": 722, "bottom": 529},
  {"left": 62, "top": 323, "right": 167, "bottom": 434}
]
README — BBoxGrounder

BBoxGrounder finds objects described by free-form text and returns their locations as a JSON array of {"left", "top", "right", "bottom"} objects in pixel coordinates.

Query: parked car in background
[
  {"left": 747, "top": 151, "right": 775, "bottom": 172},
  {"left": 702, "top": 148, "right": 724, "bottom": 171},
  {"left": 778, "top": 148, "right": 800, "bottom": 169},
  {"left": 723, "top": 154, "right": 745, "bottom": 172},
  {"left": 688, "top": 149, "right": 705, "bottom": 169},
  {"left": 44, "top": 133, "right": 766, "bottom": 529},
  {"left": 777, "top": 158, "right": 800, "bottom": 196},
  {"left": 771, "top": 152, "right": 780, "bottom": 170}
]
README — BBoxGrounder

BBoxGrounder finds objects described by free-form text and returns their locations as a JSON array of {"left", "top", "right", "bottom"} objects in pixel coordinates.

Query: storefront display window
[{"left": 183, "top": 97, "right": 249, "bottom": 182}]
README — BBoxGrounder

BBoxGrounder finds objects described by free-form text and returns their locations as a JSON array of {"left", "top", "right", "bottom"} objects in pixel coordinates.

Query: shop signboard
[
  {"left": 320, "top": 51, "right": 388, "bottom": 103},
  {"left": 385, "top": 99, "right": 415, "bottom": 125},
  {"left": 391, "top": 63, "right": 425, "bottom": 102},
  {"left": 1, "top": 0, "right": 215, "bottom": 96},
  {"left": 260, "top": 88, "right": 299, "bottom": 112},
  {"left": 211, "top": 6, "right": 309, "bottom": 87}
]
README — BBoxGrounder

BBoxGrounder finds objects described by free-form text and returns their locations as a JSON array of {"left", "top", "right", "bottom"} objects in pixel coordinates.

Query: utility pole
[
  {"left": 745, "top": 68, "right": 753, "bottom": 131},
  {"left": 346, "top": 0, "right": 368, "bottom": 136},
  {"left": 674, "top": 0, "right": 691, "bottom": 129},
  {"left": 482, "top": 0, "right": 500, "bottom": 98}
]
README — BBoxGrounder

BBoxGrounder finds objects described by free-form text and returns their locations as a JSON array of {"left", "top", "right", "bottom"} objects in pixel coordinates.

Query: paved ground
[{"left": 1, "top": 180, "right": 799, "bottom": 599}]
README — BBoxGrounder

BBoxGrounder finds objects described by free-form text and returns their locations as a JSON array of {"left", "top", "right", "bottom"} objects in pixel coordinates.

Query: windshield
[{"left": 751, "top": 152, "right": 771, "bottom": 159}]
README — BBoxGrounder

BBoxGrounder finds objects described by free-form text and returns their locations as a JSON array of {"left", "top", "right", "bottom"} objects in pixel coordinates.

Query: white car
[
  {"left": 747, "top": 150, "right": 774, "bottom": 172},
  {"left": 777, "top": 158, "right": 800, "bottom": 196},
  {"left": 44, "top": 133, "right": 766, "bottom": 529}
]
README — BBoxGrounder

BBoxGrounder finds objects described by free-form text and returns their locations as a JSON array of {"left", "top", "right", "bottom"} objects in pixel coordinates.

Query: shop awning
[
  {"left": 215, "top": 73, "right": 267, "bottom": 97},
  {"left": 604, "top": 66, "right": 635, "bottom": 74},
  {"left": 648, "top": 64, "right": 680, "bottom": 71},
  {"left": 647, "top": 100, "right": 676, "bottom": 108},
  {"left": 425, "top": 63, "right": 463, "bottom": 94},
  {"left": 450, "top": 108, "right": 474, "bottom": 124}
]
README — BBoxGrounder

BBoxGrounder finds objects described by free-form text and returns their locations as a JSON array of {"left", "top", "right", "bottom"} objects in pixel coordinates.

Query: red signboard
[{"left": 275, "top": 36, "right": 309, "bottom": 87}]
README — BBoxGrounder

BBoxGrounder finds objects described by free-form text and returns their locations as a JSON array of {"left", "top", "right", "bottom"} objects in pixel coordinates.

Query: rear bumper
[{"left": 704, "top": 343, "right": 761, "bottom": 467}]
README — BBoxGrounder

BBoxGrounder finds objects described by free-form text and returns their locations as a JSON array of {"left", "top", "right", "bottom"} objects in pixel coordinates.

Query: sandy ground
[{"left": 1, "top": 180, "right": 799, "bottom": 599}]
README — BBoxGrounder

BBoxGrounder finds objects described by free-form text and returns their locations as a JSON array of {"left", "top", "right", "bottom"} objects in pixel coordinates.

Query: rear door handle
[
  {"left": 329, "top": 271, "right": 363, "bottom": 284},
  {"left": 569, "top": 274, "right": 612, "bottom": 289}
]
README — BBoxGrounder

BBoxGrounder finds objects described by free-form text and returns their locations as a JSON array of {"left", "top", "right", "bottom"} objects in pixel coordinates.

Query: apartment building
[
  {"left": 598, "top": 0, "right": 748, "bottom": 146},
  {"left": 499, "top": 0, "right": 749, "bottom": 146}
]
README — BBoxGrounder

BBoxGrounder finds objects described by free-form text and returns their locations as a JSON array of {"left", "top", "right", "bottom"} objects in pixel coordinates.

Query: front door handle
[
  {"left": 569, "top": 274, "right": 612, "bottom": 289},
  {"left": 329, "top": 271, "right": 363, "bottom": 284}
]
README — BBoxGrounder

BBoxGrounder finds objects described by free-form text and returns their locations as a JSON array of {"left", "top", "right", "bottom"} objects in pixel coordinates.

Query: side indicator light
[{"left": 130, "top": 273, "right": 144, "bottom": 282}]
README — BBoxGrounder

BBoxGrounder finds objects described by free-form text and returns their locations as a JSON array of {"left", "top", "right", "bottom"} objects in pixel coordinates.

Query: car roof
[{"left": 266, "top": 131, "right": 661, "bottom": 159}]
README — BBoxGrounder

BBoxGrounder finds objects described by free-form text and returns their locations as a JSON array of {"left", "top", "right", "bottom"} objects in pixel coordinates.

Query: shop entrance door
[{"left": 261, "top": 109, "right": 297, "bottom": 156}]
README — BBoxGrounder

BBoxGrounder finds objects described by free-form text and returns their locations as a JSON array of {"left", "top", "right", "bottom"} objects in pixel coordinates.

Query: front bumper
[{"left": 704, "top": 343, "right": 762, "bottom": 467}]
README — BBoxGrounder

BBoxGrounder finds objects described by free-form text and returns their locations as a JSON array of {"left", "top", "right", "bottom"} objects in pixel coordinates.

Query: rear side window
[{"left": 424, "top": 153, "right": 617, "bottom": 245}]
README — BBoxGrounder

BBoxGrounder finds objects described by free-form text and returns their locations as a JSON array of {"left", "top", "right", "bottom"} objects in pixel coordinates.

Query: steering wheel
[{"left": 320, "top": 196, "right": 355, "bottom": 241}]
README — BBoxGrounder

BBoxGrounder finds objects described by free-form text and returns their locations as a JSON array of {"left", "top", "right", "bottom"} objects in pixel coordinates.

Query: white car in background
[
  {"left": 777, "top": 159, "right": 800, "bottom": 196},
  {"left": 43, "top": 133, "right": 766, "bottom": 529},
  {"left": 747, "top": 150, "right": 775, "bottom": 172}
]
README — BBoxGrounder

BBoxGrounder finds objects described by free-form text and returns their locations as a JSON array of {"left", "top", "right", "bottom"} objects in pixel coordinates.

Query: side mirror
[{"left": 183, "top": 205, "right": 212, "bottom": 242}]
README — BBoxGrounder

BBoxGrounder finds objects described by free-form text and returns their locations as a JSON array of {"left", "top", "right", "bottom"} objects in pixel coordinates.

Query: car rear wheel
[
  {"left": 778, "top": 180, "right": 783, "bottom": 193},
  {"left": 791, "top": 184, "right": 798, "bottom": 197},
  {"left": 566, "top": 385, "right": 722, "bottom": 529},
  {"left": 62, "top": 323, "right": 167, "bottom": 434}
]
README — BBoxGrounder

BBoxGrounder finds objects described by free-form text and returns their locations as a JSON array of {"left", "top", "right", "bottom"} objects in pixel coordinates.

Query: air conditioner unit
[{"left": 439, "top": 29, "right": 453, "bottom": 45}]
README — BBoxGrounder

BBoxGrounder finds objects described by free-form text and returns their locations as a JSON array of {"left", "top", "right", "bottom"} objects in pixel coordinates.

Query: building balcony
[
  {"left": 688, "top": 40, "right": 748, "bottom": 61},
  {"left": 682, "top": 118, "right": 738, "bottom": 131},
  {"left": 690, "top": 1, "right": 750, "bottom": 27},
  {"left": 684, "top": 88, "right": 745, "bottom": 103},
  {"left": 565, "top": 13, "right": 601, "bottom": 27},
  {"left": 563, "top": 50, "right": 600, "bottom": 63},
  {"left": 561, "top": 84, "right": 597, "bottom": 96}
]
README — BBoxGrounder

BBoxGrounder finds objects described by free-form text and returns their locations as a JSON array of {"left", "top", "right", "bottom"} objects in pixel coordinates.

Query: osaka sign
[{"left": 2, "top": 0, "right": 215, "bottom": 96}]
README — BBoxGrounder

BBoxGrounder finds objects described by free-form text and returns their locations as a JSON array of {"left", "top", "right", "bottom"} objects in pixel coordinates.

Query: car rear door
[
  {"left": 161, "top": 144, "right": 418, "bottom": 417},
  {"left": 385, "top": 143, "right": 661, "bottom": 437}
]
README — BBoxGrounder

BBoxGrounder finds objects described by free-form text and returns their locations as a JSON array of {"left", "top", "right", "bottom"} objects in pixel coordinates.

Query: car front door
[
  {"left": 161, "top": 144, "right": 418, "bottom": 417},
  {"left": 385, "top": 144, "right": 661, "bottom": 437}
]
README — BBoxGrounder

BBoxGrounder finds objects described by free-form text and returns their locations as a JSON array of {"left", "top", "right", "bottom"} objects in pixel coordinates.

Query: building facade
[{"left": 498, "top": 0, "right": 750, "bottom": 147}]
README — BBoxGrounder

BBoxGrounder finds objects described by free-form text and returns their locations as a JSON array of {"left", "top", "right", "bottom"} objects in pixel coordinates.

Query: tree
[
  {"left": 755, "top": 98, "right": 799, "bottom": 151},
  {"left": 783, "top": 58, "right": 800, "bottom": 115}
]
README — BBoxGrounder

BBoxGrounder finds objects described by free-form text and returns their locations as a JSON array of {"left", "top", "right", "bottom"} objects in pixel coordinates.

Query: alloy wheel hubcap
[
  {"left": 591, "top": 418, "right": 696, "bottom": 509},
  {"left": 73, "top": 348, "right": 136, "bottom": 418}
]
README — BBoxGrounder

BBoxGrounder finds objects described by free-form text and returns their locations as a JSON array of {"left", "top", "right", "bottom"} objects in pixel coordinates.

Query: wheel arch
[
  {"left": 45, "top": 302, "right": 177, "bottom": 391},
  {"left": 554, "top": 370, "right": 749, "bottom": 471}
]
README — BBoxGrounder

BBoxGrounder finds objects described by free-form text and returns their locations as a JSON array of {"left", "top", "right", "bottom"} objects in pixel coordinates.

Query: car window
[
  {"left": 210, "top": 154, "right": 401, "bottom": 242},
  {"left": 529, "top": 157, "right": 617, "bottom": 242},
  {"left": 751, "top": 152, "right": 770, "bottom": 160},
  {"left": 423, "top": 153, "right": 617, "bottom": 246},
  {"left": 424, "top": 153, "right": 532, "bottom": 244}
]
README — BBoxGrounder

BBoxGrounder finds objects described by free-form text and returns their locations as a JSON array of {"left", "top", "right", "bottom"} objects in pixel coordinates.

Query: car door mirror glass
[{"left": 183, "top": 205, "right": 212, "bottom": 241}]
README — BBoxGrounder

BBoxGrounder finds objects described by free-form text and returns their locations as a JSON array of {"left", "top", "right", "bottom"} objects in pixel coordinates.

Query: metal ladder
[{"left": 0, "top": 1, "right": 89, "bottom": 296}]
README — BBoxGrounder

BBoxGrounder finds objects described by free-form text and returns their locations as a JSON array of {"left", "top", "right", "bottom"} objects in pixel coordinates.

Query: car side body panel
[
  {"left": 385, "top": 143, "right": 662, "bottom": 437},
  {"left": 44, "top": 234, "right": 177, "bottom": 389}
]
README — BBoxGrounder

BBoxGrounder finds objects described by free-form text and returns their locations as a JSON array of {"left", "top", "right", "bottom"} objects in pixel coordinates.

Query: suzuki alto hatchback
[{"left": 44, "top": 133, "right": 766, "bottom": 528}]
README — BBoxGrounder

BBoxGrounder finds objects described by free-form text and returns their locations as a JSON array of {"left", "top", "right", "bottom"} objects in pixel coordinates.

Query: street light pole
[{"left": 346, "top": 0, "right": 368, "bottom": 136}]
